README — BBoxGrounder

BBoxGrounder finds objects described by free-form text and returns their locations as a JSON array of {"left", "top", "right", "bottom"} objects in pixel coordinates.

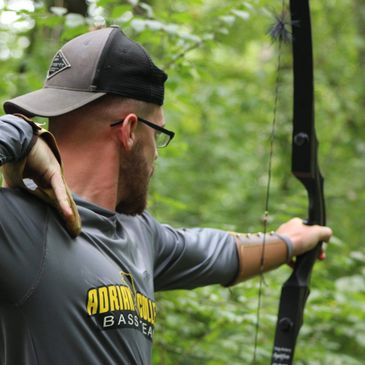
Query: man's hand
[
  {"left": 276, "top": 217, "right": 332, "bottom": 262},
  {"left": 24, "top": 138, "right": 73, "bottom": 218},
  {"left": 2, "top": 134, "right": 81, "bottom": 237}
]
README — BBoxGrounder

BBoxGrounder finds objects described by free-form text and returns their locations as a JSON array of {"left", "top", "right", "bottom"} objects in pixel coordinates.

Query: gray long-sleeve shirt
[{"left": 0, "top": 114, "right": 238, "bottom": 364}]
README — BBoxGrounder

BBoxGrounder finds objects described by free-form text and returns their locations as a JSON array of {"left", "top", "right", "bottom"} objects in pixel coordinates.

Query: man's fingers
[
  {"left": 320, "top": 226, "right": 333, "bottom": 242},
  {"left": 50, "top": 172, "right": 73, "bottom": 218}
]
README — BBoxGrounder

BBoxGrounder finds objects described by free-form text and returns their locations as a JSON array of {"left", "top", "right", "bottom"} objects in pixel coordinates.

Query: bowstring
[{"left": 251, "top": 1, "right": 289, "bottom": 363}]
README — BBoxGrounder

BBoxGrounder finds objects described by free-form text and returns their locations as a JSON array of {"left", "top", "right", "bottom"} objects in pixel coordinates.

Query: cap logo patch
[{"left": 47, "top": 50, "right": 71, "bottom": 79}]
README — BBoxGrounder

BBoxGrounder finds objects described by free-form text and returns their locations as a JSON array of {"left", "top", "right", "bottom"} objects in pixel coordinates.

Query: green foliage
[{"left": 1, "top": 0, "right": 365, "bottom": 363}]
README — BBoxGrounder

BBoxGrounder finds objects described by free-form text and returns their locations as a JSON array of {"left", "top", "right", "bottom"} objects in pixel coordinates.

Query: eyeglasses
[{"left": 110, "top": 116, "right": 175, "bottom": 148}]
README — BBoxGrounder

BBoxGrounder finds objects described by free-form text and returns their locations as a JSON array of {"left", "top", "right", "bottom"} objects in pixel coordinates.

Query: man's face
[
  {"left": 116, "top": 139, "right": 150, "bottom": 215},
  {"left": 117, "top": 107, "right": 164, "bottom": 215}
]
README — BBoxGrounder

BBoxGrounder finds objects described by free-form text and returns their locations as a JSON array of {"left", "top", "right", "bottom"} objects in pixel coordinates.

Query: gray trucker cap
[{"left": 4, "top": 26, "right": 167, "bottom": 117}]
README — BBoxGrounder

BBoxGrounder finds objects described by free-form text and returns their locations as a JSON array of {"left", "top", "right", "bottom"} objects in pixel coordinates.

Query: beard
[{"left": 116, "top": 142, "right": 151, "bottom": 215}]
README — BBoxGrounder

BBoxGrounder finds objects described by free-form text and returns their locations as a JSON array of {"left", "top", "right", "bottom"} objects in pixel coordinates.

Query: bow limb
[{"left": 270, "top": 1, "right": 325, "bottom": 364}]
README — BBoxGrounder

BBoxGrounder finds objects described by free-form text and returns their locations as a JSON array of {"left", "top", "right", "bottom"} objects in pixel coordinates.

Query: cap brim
[{"left": 3, "top": 88, "right": 106, "bottom": 117}]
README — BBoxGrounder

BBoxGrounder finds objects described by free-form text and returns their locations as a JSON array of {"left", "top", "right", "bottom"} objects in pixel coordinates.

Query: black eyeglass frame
[{"left": 110, "top": 116, "right": 175, "bottom": 148}]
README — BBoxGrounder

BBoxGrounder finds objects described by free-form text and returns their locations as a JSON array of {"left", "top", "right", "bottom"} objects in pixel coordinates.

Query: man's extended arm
[{"left": 149, "top": 211, "right": 332, "bottom": 290}]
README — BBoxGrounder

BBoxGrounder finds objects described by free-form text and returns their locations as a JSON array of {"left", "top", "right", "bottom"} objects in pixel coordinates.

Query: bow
[{"left": 270, "top": 1, "right": 326, "bottom": 364}]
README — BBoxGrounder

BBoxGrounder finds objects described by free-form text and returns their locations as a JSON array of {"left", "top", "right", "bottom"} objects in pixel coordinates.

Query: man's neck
[{"left": 59, "top": 140, "right": 120, "bottom": 211}]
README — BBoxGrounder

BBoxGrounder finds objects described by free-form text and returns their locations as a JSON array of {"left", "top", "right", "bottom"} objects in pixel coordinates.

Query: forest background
[{"left": 0, "top": 0, "right": 364, "bottom": 364}]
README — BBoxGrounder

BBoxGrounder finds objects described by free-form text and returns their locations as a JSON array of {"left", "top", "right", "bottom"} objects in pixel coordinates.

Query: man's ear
[{"left": 116, "top": 114, "right": 138, "bottom": 151}]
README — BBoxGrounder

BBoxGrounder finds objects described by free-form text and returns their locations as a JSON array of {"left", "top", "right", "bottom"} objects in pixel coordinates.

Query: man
[{"left": 0, "top": 26, "right": 332, "bottom": 364}]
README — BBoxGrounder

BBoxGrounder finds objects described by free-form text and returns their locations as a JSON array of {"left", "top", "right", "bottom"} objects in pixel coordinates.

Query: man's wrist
[
  {"left": 13, "top": 113, "right": 42, "bottom": 156},
  {"left": 271, "top": 232, "right": 294, "bottom": 262}
]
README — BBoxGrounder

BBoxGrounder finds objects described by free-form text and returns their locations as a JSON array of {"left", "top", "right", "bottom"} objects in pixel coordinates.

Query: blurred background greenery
[{"left": 1, "top": 0, "right": 364, "bottom": 363}]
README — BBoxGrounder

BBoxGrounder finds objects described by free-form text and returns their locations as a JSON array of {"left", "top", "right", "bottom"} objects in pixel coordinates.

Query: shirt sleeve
[
  {"left": 0, "top": 114, "right": 35, "bottom": 165},
  {"left": 146, "top": 213, "right": 239, "bottom": 291}
]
